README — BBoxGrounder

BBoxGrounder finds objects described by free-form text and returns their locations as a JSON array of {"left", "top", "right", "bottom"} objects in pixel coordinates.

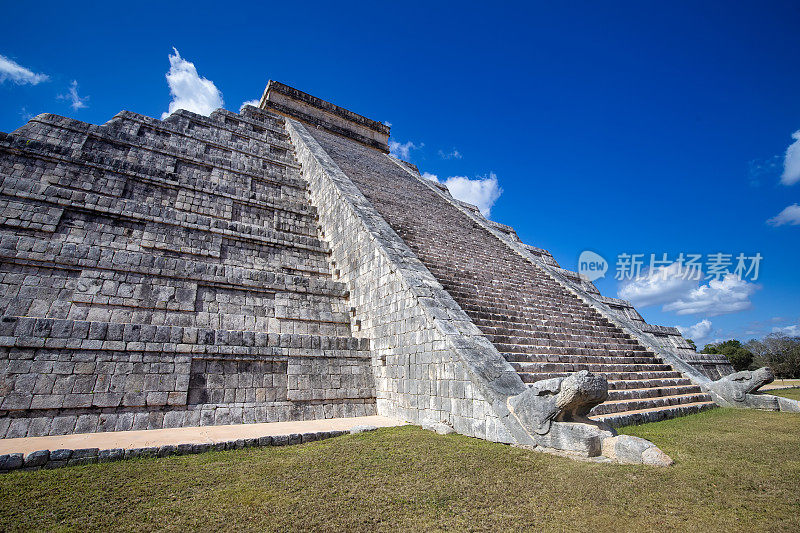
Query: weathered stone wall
[
  {"left": 294, "top": 118, "right": 721, "bottom": 427},
  {"left": 0, "top": 105, "right": 375, "bottom": 438},
  {"left": 286, "top": 119, "right": 527, "bottom": 443}
]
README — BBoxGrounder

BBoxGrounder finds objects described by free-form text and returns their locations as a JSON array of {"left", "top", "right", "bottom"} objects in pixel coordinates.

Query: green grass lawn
[
  {"left": 768, "top": 387, "right": 800, "bottom": 400},
  {"left": 1, "top": 408, "right": 798, "bottom": 532}
]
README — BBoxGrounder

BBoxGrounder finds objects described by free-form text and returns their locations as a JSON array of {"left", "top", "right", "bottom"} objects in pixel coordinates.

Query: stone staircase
[
  {"left": 0, "top": 105, "right": 374, "bottom": 438},
  {"left": 304, "top": 126, "right": 715, "bottom": 426}
]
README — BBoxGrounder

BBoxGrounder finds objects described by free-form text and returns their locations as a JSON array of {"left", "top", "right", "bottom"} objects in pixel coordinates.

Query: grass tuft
[{"left": 767, "top": 387, "right": 800, "bottom": 401}]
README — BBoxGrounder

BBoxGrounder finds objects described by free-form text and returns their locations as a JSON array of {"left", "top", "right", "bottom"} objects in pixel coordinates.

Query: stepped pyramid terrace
[{"left": 1, "top": 81, "right": 797, "bottom": 462}]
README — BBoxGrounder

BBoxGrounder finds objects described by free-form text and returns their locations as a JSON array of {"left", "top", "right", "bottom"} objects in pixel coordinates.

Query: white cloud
[
  {"left": 438, "top": 148, "right": 462, "bottom": 160},
  {"left": 781, "top": 130, "right": 800, "bottom": 186},
  {"left": 772, "top": 324, "right": 800, "bottom": 336},
  {"left": 0, "top": 54, "right": 48, "bottom": 85},
  {"left": 388, "top": 140, "right": 422, "bottom": 160},
  {"left": 663, "top": 274, "right": 758, "bottom": 316},
  {"left": 618, "top": 262, "right": 698, "bottom": 308},
  {"left": 57, "top": 80, "right": 88, "bottom": 110},
  {"left": 677, "top": 319, "right": 713, "bottom": 341},
  {"left": 239, "top": 99, "right": 260, "bottom": 112},
  {"left": 161, "top": 48, "right": 223, "bottom": 119},
  {"left": 618, "top": 264, "right": 758, "bottom": 317},
  {"left": 767, "top": 203, "right": 800, "bottom": 226},
  {"left": 424, "top": 171, "right": 503, "bottom": 217},
  {"left": 383, "top": 121, "right": 392, "bottom": 128}
]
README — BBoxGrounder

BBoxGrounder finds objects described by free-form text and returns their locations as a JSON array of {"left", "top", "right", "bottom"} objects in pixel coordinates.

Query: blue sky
[{"left": 1, "top": 1, "right": 799, "bottom": 346}]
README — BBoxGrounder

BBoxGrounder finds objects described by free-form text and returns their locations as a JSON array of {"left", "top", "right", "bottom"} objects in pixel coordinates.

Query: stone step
[
  {"left": 606, "top": 384, "right": 703, "bottom": 401},
  {"left": 496, "top": 342, "right": 651, "bottom": 355},
  {"left": 444, "top": 287, "right": 594, "bottom": 311},
  {"left": 457, "top": 298, "right": 612, "bottom": 316},
  {"left": 441, "top": 277, "right": 586, "bottom": 296},
  {"left": 480, "top": 326, "right": 635, "bottom": 343},
  {"left": 111, "top": 111, "right": 296, "bottom": 161},
  {"left": 492, "top": 335, "right": 644, "bottom": 350},
  {"left": 240, "top": 105, "right": 292, "bottom": 132},
  {"left": 0, "top": 178, "right": 329, "bottom": 256},
  {"left": 518, "top": 370, "right": 686, "bottom": 383},
  {"left": 451, "top": 292, "right": 600, "bottom": 313},
  {"left": 607, "top": 377, "right": 695, "bottom": 390},
  {"left": 0, "top": 227, "right": 332, "bottom": 279},
  {"left": 98, "top": 114, "right": 300, "bottom": 170},
  {"left": 0, "top": 414, "right": 395, "bottom": 459},
  {"left": 0, "top": 237, "right": 344, "bottom": 295},
  {"left": 475, "top": 320, "right": 632, "bottom": 339},
  {"left": 504, "top": 353, "right": 661, "bottom": 365},
  {"left": 214, "top": 107, "right": 290, "bottom": 137},
  {"left": 423, "top": 257, "right": 562, "bottom": 281},
  {"left": 37, "top": 173, "right": 321, "bottom": 232},
  {"left": 0, "top": 316, "right": 371, "bottom": 353},
  {"left": 194, "top": 108, "right": 289, "bottom": 141},
  {"left": 591, "top": 401, "right": 717, "bottom": 427},
  {"left": 17, "top": 115, "right": 302, "bottom": 179},
  {"left": 464, "top": 307, "right": 615, "bottom": 328},
  {"left": 435, "top": 275, "right": 569, "bottom": 296},
  {"left": 590, "top": 392, "right": 713, "bottom": 416},
  {"left": 0, "top": 138, "right": 312, "bottom": 206},
  {"left": 510, "top": 361, "right": 673, "bottom": 373}
]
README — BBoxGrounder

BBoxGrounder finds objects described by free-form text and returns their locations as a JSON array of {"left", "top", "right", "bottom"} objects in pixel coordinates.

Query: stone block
[
  {"left": 602, "top": 435, "right": 673, "bottom": 466},
  {"left": 98, "top": 448, "right": 124, "bottom": 462},
  {"left": 68, "top": 448, "right": 99, "bottom": 465},
  {"left": 50, "top": 449, "right": 73, "bottom": 461},
  {"left": 138, "top": 447, "right": 160, "bottom": 458},
  {"left": 349, "top": 424, "right": 378, "bottom": 435},
  {"left": 163, "top": 411, "right": 185, "bottom": 428},
  {"left": 6, "top": 418, "right": 31, "bottom": 438},
  {"left": 23, "top": 450, "right": 50, "bottom": 468},
  {"left": 422, "top": 419, "right": 456, "bottom": 435},
  {"left": 124, "top": 448, "right": 143, "bottom": 460},
  {"left": 157, "top": 445, "right": 177, "bottom": 457},
  {"left": 75, "top": 414, "right": 99, "bottom": 434},
  {"left": 30, "top": 394, "right": 65, "bottom": 409},
  {"left": 176, "top": 444, "right": 194, "bottom": 455},
  {"left": 2, "top": 392, "right": 32, "bottom": 410},
  {"left": 192, "top": 443, "right": 211, "bottom": 454},
  {"left": 0, "top": 453, "right": 24, "bottom": 471}
]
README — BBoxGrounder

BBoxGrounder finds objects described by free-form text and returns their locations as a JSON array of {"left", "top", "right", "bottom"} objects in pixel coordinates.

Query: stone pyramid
[{"left": 0, "top": 81, "right": 736, "bottom": 446}]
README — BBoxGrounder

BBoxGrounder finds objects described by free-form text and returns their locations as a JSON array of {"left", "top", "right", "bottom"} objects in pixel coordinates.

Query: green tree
[
  {"left": 702, "top": 339, "right": 754, "bottom": 372},
  {"left": 746, "top": 334, "right": 800, "bottom": 378}
]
